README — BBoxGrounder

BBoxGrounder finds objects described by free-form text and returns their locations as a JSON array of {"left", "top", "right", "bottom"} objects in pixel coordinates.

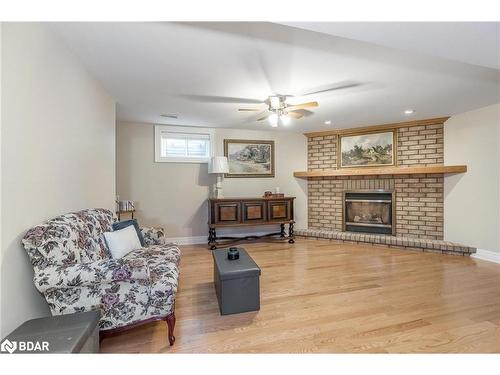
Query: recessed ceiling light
[
  {"left": 404, "top": 109, "right": 415, "bottom": 115},
  {"left": 160, "top": 114, "right": 178, "bottom": 119},
  {"left": 324, "top": 120, "right": 332, "bottom": 125}
]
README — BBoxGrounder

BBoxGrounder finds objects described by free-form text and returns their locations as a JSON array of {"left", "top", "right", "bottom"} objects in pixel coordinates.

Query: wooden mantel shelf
[{"left": 293, "top": 165, "right": 467, "bottom": 178}]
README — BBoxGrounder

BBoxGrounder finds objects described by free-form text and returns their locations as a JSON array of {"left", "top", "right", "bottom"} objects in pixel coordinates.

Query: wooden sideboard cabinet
[{"left": 208, "top": 197, "right": 295, "bottom": 249}]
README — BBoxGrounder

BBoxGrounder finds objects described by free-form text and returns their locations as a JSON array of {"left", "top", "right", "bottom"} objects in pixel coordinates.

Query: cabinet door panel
[
  {"left": 242, "top": 201, "right": 266, "bottom": 223},
  {"left": 214, "top": 202, "right": 240, "bottom": 224},
  {"left": 268, "top": 200, "right": 291, "bottom": 221}
]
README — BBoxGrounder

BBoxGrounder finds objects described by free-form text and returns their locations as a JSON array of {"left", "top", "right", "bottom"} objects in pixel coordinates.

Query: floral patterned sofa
[{"left": 21, "top": 208, "right": 181, "bottom": 345}]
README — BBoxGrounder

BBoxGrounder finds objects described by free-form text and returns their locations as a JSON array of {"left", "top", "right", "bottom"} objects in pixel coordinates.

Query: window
[{"left": 155, "top": 125, "right": 213, "bottom": 163}]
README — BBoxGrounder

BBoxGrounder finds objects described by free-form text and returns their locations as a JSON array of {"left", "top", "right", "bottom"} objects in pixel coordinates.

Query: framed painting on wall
[
  {"left": 224, "top": 139, "right": 275, "bottom": 178},
  {"left": 338, "top": 130, "right": 396, "bottom": 168}
]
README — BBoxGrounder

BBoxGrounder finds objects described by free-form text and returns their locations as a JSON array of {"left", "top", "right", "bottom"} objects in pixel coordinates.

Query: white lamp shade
[{"left": 209, "top": 156, "right": 229, "bottom": 174}]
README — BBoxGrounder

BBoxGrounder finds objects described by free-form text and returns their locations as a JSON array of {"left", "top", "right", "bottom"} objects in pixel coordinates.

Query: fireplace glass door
[{"left": 344, "top": 191, "right": 394, "bottom": 235}]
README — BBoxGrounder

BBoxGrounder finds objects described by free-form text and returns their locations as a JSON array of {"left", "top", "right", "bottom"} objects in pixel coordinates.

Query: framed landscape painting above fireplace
[{"left": 338, "top": 130, "right": 396, "bottom": 168}]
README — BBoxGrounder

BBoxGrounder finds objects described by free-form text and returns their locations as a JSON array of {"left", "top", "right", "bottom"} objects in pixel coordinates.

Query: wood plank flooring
[{"left": 100, "top": 239, "right": 500, "bottom": 353}]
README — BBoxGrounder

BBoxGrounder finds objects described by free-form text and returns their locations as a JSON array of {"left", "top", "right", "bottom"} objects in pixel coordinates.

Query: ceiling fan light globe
[
  {"left": 280, "top": 115, "right": 291, "bottom": 125},
  {"left": 268, "top": 113, "right": 278, "bottom": 127}
]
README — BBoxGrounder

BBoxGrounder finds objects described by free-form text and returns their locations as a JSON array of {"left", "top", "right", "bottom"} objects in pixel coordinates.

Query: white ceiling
[
  {"left": 48, "top": 22, "right": 500, "bottom": 132},
  {"left": 280, "top": 22, "right": 500, "bottom": 70}
]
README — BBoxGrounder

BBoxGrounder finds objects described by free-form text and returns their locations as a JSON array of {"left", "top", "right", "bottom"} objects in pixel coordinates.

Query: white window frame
[{"left": 154, "top": 125, "right": 214, "bottom": 163}]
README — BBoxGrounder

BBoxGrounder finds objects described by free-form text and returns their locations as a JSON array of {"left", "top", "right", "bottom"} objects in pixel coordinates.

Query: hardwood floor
[{"left": 100, "top": 239, "right": 500, "bottom": 353}]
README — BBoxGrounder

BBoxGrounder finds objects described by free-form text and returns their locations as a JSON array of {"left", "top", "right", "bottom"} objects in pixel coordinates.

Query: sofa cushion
[
  {"left": 124, "top": 244, "right": 181, "bottom": 265},
  {"left": 33, "top": 257, "right": 149, "bottom": 293},
  {"left": 112, "top": 219, "right": 145, "bottom": 247},
  {"left": 103, "top": 226, "right": 142, "bottom": 259}
]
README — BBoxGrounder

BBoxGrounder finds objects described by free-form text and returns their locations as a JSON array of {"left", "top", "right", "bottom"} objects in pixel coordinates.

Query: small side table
[
  {"left": 116, "top": 209, "right": 135, "bottom": 221},
  {"left": 2, "top": 311, "right": 100, "bottom": 353}
]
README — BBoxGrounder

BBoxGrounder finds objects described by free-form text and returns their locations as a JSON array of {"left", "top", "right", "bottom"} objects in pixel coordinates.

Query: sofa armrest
[
  {"left": 141, "top": 227, "right": 167, "bottom": 246},
  {"left": 33, "top": 257, "right": 148, "bottom": 293}
]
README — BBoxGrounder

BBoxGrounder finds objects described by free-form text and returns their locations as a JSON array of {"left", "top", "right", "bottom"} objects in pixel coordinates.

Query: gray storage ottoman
[
  {"left": 2, "top": 311, "right": 100, "bottom": 353},
  {"left": 212, "top": 248, "right": 261, "bottom": 315}
]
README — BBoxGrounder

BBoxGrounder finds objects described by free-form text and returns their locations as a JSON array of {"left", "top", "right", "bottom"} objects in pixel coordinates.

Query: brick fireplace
[
  {"left": 307, "top": 121, "right": 445, "bottom": 240},
  {"left": 295, "top": 118, "right": 474, "bottom": 255}
]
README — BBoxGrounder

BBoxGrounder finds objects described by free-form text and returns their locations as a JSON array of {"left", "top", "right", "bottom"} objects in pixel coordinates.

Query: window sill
[{"left": 155, "top": 157, "right": 210, "bottom": 163}]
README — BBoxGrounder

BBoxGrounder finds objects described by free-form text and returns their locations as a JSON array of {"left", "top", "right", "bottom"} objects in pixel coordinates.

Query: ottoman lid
[
  {"left": 213, "top": 248, "right": 261, "bottom": 281},
  {"left": 3, "top": 310, "right": 100, "bottom": 353}
]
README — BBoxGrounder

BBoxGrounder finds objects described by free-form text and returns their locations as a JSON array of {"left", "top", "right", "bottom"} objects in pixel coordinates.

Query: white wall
[
  {"left": 444, "top": 103, "right": 500, "bottom": 253},
  {"left": 116, "top": 121, "right": 307, "bottom": 240},
  {"left": 0, "top": 22, "right": 3, "bottom": 337},
  {"left": 0, "top": 23, "right": 116, "bottom": 336}
]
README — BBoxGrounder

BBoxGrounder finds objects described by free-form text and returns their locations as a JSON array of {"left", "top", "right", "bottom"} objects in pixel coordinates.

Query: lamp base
[
  {"left": 215, "top": 175, "right": 224, "bottom": 198},
  {"left": 215, "top": 188, "right": 224, "bottom": 199}
]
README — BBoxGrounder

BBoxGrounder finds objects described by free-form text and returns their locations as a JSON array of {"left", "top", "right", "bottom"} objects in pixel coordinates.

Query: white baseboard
[
  {"left": 165, "top": 236, "right": 207, "bottom": 245},
  {"left": 471, "top": 249, "right": 500, "bottom": 264},
  {"left": 165, "top": 231, "right": 277, "bottom": 246}
]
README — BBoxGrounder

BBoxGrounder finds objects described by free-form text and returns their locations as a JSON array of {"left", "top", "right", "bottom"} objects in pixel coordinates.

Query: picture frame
[
  {"left": 224, "top": 139, "right": 275, "bottom": 178},
  {"left": 337, "top": 129, "right": 397, "bottom": 168}
]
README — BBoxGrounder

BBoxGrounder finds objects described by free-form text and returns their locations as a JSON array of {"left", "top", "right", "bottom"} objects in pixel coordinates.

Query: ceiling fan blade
[
  {"left": 257, "top": 113, "right": 271, "bottom": 121},
  {"left": 294, "top": 109, "right": 314, "bottom": 117},
  {"left": 287, "top": 111, "right": 304, "bottom": 119},
  {"left": 286, "top": 101, "right": 318, "bottom": 111},
  {"left": 295, "top": 81, "right": 361, "bottom": 96},
  {"left": 181, "top": 94, "right": 265, "bottom": 104},
  {"left": 238, "top": 108, "right": 261, "bottom": 111}
]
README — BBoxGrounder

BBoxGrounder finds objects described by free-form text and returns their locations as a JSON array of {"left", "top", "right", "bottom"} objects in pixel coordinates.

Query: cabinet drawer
[
  {"left": 242, "top": 201, "right": 267, "bottom": 223},
  {"left": 267, "top": 200, "right": 291, "bottom": 221},
  {"left": 214, "top": 202, "right": 241, "bottom": 224}
]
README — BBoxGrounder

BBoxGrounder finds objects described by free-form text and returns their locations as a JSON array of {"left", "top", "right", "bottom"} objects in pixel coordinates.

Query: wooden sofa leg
[{"left": 166, "top": 312, "right": 176, "bottom": 346}]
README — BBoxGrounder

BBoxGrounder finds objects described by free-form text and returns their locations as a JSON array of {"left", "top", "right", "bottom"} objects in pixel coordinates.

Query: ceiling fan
[
  {"left": 238, "top": 95, "right": 318, "bottom": 127},
  {"left": 182, "top": 81, "right": 361, "bottom": 127}
]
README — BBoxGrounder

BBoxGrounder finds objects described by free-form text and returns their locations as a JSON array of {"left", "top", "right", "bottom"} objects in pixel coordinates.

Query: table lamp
[{"left": 209, "top": 156, "right": 229, "bottom": 198}]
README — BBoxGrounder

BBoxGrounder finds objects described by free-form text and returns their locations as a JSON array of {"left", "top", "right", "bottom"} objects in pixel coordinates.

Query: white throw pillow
[{"left": 103, "top": 225, "right": 142, "bottom": 259}]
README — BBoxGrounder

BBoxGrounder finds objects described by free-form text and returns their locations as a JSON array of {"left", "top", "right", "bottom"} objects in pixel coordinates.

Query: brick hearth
[{"left": 295, "top": 229, "right": 475, "bottom": 256}]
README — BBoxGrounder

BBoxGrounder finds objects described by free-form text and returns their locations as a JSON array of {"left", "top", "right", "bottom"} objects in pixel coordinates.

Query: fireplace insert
[{"left": 343, "top": 190, "right": 395, "bottom": 235}]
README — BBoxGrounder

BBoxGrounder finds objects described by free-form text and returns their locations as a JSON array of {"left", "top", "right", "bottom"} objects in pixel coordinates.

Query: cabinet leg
[
  {"left": 288, "top": 222, "right": 295, "bottom": 244},
  {"left": 280, "top": 223, "right": 286, "bottom": 238},
  {"left": 208, "top": 228, "right": 217, "bottom": 250}
]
